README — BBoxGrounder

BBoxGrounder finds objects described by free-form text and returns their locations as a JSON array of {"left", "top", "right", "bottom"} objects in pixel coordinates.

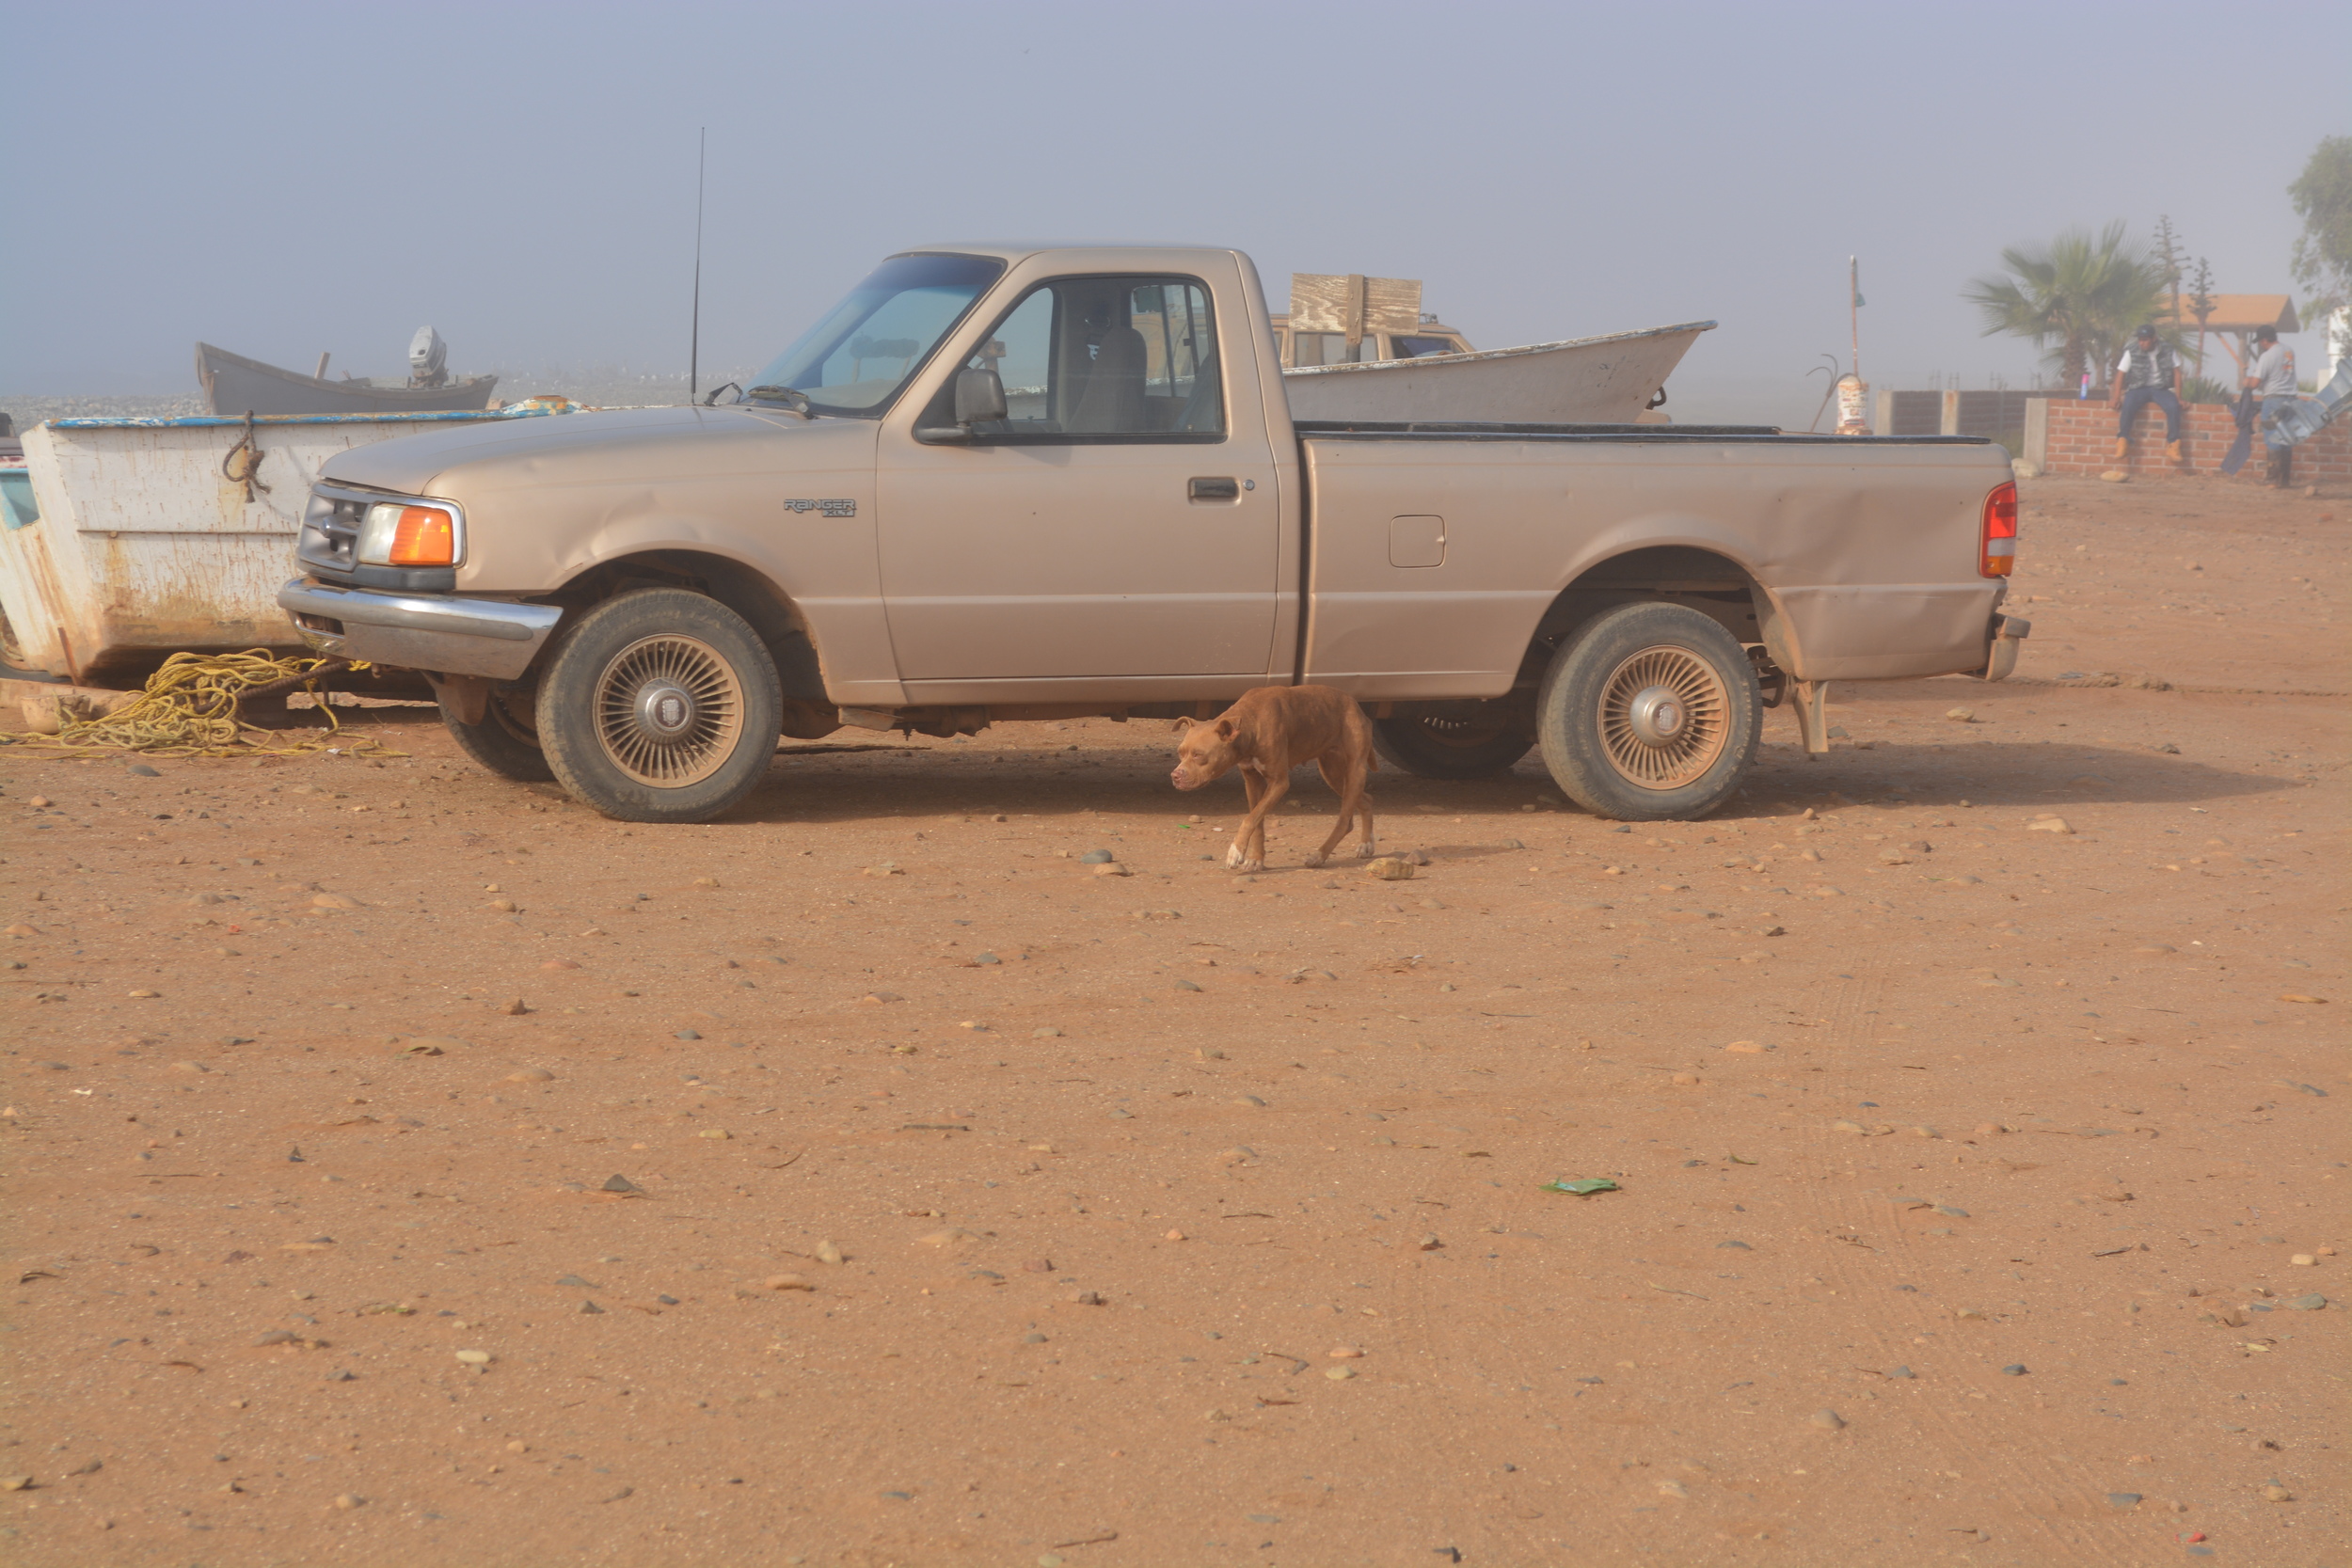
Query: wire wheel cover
[
  {"left": 1596, "top": 644, "right": 1729, "bottom": 789},
  {"left": 593, "top": 635, "right": 744, "bottom": 787}
]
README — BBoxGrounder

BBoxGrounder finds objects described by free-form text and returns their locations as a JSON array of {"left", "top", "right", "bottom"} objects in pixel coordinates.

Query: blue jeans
[
  {"left": 2260, "top": 395, "right": 2296, "bottom": 451},
  {"left": 2118, "top": 385, "right": 2183, "bottom": 441}
]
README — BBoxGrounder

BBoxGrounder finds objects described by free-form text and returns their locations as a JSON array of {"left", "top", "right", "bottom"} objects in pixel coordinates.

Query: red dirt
[{"left": 2, "top": 472, "right": 2343, "bottom": 1566}]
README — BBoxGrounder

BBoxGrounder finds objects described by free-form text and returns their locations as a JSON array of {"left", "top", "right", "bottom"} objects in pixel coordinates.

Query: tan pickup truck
[{"left": 277, "top": 243, "right": 2026, "bottom": 825}]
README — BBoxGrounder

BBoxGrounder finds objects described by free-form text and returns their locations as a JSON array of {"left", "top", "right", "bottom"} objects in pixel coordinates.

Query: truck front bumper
[{"left": 276, "top": 578, "right": 563, "bottom": 681}]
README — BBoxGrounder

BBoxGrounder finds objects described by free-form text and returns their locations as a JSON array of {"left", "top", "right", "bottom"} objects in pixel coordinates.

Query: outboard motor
[{"left": 408, "top": 326, "right": 449, "bottom": 388}]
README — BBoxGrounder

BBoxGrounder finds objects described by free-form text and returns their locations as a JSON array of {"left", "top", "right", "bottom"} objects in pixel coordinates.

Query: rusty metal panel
[{"left": 0, "top": 410, "right": 553, "bottom": 679}]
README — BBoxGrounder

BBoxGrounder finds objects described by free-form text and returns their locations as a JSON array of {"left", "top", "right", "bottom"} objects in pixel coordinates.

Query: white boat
[
  {"left": 1281, "top": 320, "right": 1716, "bottom": 426},
  {"left": 0, "top": 405, "right": 574, "bottom": 683}
]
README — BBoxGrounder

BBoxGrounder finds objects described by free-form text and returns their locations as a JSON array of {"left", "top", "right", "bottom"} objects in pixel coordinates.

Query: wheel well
[
  {"left": 548, "top": 550, "right": 826, "bottom": 700},
  {"left": 1520, "top": 546, "right": 1766, "bottom": 683}
]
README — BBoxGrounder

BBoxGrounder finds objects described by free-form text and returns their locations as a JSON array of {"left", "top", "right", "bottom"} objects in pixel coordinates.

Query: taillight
[{"left": 1979, "top": 481, "right": 2017, "bottom": 578}]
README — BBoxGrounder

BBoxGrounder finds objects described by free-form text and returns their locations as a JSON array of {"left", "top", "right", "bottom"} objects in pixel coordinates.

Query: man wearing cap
[
  {"left": 2242, "top": 325, "right": 2299, "bottom": 487},
  {"left": 2109, "top": 324, "right": 2185, "bottom": 464}
]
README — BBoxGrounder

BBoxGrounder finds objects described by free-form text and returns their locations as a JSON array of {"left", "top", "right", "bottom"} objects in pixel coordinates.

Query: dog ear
[
  {"left": 1171, "top": 716, "right": 1196, "bottom": 733},
  {"left": 1214, "top": 718, "right": 1235, "bottom": 740}
]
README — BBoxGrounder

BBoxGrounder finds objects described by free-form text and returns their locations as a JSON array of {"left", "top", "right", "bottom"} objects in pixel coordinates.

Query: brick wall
[{"left": 2027, "top": 397, "right": 2350, "bottom": 482}]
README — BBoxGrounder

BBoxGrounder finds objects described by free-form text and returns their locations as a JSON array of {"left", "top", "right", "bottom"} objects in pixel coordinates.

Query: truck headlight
[{"left": 357, "top": 502, "right": 461, "bottom": 567}]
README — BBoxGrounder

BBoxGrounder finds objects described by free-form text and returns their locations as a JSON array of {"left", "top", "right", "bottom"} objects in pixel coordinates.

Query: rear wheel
[
  {"left": 534, "top": 589, "right": 782, "bottom": 823},
  {"left": 441, "top": 686, "right": 554, "bottom": 782},
  {"left": 1369, "top": 708, "right": 1535, "bottom": 780},
  {"left": 1534, "top": 601, "right": 1759, "bottom": 820}
]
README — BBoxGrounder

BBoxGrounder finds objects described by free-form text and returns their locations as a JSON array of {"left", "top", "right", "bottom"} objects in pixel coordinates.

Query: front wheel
[
  {"left": 534, "top": 589, "right": 783, "bottom": 823},
  {"left": 441, "top": 686, "right": 554, "bottom": 782},
  {"left": 1535, "top": 601, "right": 1760, "bottom": 821},
  {"left": 1370, "top": 708, "right": 1535, "bottom": 780}
]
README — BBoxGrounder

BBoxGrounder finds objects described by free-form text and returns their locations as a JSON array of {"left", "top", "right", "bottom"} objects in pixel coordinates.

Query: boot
[
  {"left": 2265, "top": 450, "right": 2289, "bottom": 488},
  {"left": 2167, "top": 438, "right": 2185, "bottom": 465},
  {"left": 2279, "top": 447, "right": 2293, "bottom": 487},
  {"left": 2113, "top": 436, "right": 2130, "bottom": 459}
]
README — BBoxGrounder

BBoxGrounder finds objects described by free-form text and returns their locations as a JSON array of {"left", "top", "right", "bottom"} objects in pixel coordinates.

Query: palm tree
[{"left": 1963, "top": 223, "right": 2171, "bottom": 389}]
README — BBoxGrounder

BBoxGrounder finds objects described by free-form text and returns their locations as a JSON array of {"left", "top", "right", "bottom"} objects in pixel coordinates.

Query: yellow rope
[{"left": 0, "top": 650, "right": 405, "bottom": 758}]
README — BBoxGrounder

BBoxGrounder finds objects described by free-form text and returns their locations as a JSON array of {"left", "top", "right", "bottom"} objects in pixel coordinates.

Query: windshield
[{"left": 744, "top": 253, "right": 1004, "bottom": 416}]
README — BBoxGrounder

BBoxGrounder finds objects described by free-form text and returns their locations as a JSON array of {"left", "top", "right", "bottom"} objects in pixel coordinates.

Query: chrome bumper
[{"left": 276, "top": 578, "right": 563, "bottom": 681}]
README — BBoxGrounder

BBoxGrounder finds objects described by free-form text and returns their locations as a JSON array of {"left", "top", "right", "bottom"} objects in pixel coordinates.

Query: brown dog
[{"left": 1170, "top": 685, "right": 1376, "bottom": 872}]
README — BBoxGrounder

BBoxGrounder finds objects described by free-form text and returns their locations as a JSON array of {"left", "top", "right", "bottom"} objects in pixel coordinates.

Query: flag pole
[{"left": 1850, "top": 256, "right": 1860, "bottom": 386}]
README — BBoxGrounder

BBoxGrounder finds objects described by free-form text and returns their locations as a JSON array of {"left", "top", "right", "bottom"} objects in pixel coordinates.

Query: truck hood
[{"left": 318, "top": 404, "right": 862, "bottom": 499}]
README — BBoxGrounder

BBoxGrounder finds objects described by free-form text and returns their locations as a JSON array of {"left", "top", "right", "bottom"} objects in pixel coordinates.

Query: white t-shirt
[{"left": 2250, "top": 343, "right": 2296, "bottom": 398}]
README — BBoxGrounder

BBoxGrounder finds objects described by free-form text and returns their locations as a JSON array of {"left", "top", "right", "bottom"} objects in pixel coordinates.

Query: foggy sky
[{"left": 5, "top": 1, "right": 2344, "bottom": 425}]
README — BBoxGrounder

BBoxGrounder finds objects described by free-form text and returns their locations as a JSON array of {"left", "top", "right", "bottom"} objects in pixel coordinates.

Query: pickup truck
[{"left": 277, "top": 243, "right": 2026, "bottom": 826}]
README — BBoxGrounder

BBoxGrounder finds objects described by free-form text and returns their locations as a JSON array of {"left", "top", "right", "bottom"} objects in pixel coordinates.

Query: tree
[
  {"left": 1963, "top": 222, "right": 2170, "bottom": 388},
  {"left": 2289, "top": 136, "right": 2352, "bottom": 317}
]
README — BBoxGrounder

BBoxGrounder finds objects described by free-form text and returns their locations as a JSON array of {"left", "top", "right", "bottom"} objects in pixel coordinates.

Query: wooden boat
[
  {"left": 196, "top": 342, "right": 499, "bottom": 417},
  {"left": 1281, "top": 320, "right": 1716, "bottom": 426}
]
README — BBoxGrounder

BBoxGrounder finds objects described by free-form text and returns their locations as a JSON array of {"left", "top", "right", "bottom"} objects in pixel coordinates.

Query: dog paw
[
  {"left": 1302, "top": 852, "right": 1329, "bottom": 868},
  {"left": 1354, "top": 842, "right": 1377, "bottom": 858},
  {"left": 1223, "top": 845, "right": 1247, "bottom": 869},
  {"left": 1238, "top": 861, "right": 1264, "bottom": 874}
]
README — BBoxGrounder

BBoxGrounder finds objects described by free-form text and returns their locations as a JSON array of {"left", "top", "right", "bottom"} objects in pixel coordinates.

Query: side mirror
[{"left": 954, "top": 366, "right": 1008, "bottom": 425}]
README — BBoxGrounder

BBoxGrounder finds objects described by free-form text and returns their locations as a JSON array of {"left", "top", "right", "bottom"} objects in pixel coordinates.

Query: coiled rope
[{"left": 1, "top": 650, "right": 405, "bottom": 758}]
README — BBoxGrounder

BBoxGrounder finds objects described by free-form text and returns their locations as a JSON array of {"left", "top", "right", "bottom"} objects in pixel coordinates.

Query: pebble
[
  {"left": 1174, "top": 978, "right": 1202, "bottom": 992},
  {"left": 1164, "top": 1228, "right": 1185, "bottom": 1242},
  {"left": 2262, "top": 1484, "right": 2294, "bottom": 1502},
  {"left": 1671, "top": 1071, "right": 1701, "bottom": 1086},
  {"left": 334, "top": 1493, "right": 363, "bottom": 1509},
  {"left": 2282, "top": 1293, "right": 2327, "bottom": 1311},
  {"left": 1656, "top": 1478, "right": 1688, "bottom": 1497},
  {"left": 601, "top": 1175, "right": 644, "bottom": 1195},
  {"left": 127, "top": 763, "right": 160, "bottom": 777},
  {"left": 579, "top": 1299, "right": 605, "bottom": 1314},
  {"left": 1069, "top": 1290, "right": 1104, "bottom": 1307},
  {"left": 1944, "top": 707, "right": 1975, "bottom": 722},
  {"left": 506, "top": 1068, "right": 555, "bottom": 1083},
  {"left": 1887, "top": 1365, "right": 1914, "bottom": 1379},
  {"left": 692, "top": 877, "right": 721, "bottom": 888},
  {"left": 764, "top": 1274, "right": 815, "bottom": 1291},
  {"left": 488, "top": 899, "right": 518, "bottom": 913},
  {"left": 1033, "top": 1026, "right": 1063, "bottom": 1037},
  {"left": 311, "top": 893, "right": 359, "bottom": 910},
  {"left": 817, "top": 1241, "right": 845, "bottom": 1265},
  {"left": 1327, "top": 1346, "right": 1365, "bottom": 1359},
  {"left": 2107, "top": 1493, "right": 2141, "bottom": 1510},
  {"left": 1325, "top": 1365, "right": 1357, "bottom": 1380},
  {"left": 498, "top": 998, "right": 530, "bottom": 1015},
  {"left": 1809, "top": 1408, "right": 1846, "bottom": 1430},
  {"left": 0, "top": 1477, "right": 28, "bottom": 1492},
  {"left": 1216, "top": 1146, "right": 1255, "bottom": 1165},
  {"left": 1418, "top": 1234, "right": 1444, "bottom": 1252},
  {"left": 697, "top": 1128, "right": 730, "bottom": 1140},
  {"left": 2291, "top": 1254, "right": 2316, "bottom": 1267},
  {"left": 1078, "top": 849, "right": 1115, "bottom": 864},
  {"left": 542, "top": 958, "right": 580, "bottom": 970},
  {"left": 405, "top": 1036, "right": 469, "bottom": 1054},
  {"left": 1233, "top": 1094, "right": 1267, "bottom": 1107},
  {"left": 675, "top": 1029, "right": 702, "bottom": 1040},
  {"left": 1724, "top": 1039, "right": 1772, "bottom": 1053},
  {"left": 1091, "top": 863, "right": 1132, "bottom": 877},
  {"left": 1364, "top": 856, "right": 1416, "bottom": 880},
  {"left": 2026, "top": 817, "right": 2072, "bottom": 834},
  {"left": 2000, "top": 1363, "right": 2028, "bottom": 1376}
]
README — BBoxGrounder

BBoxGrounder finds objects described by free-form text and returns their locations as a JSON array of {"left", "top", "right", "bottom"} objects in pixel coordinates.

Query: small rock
[
  {"left": 1671, "top": 1071, "right": 1701, "bottom": 1086},
  {"left": 2099, "top": 468, "right": 2128, "bottom": 483},
  {"left": 1887, "top": 1365, "right": 1914, "bottom": 1379},
  {"left": 1216, "top": 1146, "right": 1255, "bottom": 1165},
  {"left": 1832, "top": 1119, "right": 1868, "bottom": 1134},
  {"left": 0, "top": 1476, "right": 28, "bottom": 1492},
  {"left": 1233, "top": 1093, "right": 1267, "bottom": 1107},
  {"left": 1164, "top": 1228, "right": 1185, "bottom": 1242},
  {"left": 1945, "top": 707, "right": 1975, "bottom": 723},
  {"left": 764, "top": 1275, "right": 815, "bottom": 1291},
  {"left": 311, "top": 893, "right": 359, "bottom": 910},
  {"left": 1091, "top": 863, "right": 1132, "bottom": 877},
  {"left": 2026, "top": 817, "right": 2072, "bottom": 834},
  {"left": 542, "top": 958, "right": 580, "bottom": 971},
  {"left": 1033, "top": 1027, "right": 1062, "bottom": 1037},
  {"left": 816, "top": 1241, "right": 845, "bottom": 1265},
  {"left": 2291, "top": 1254, "right": 2316, "bottom": 1267},
  {"left": 2262, "top": 1484, "right": 2294, "bottom": 1502},
  {"left": 1078, "top": 849, "right": 1115, "bottom": 864},
  {"left": 1069, "top": 1290, "right": 1104, "bottom": 1306},
  {"left": 399, "top": 1040, "right": 445, "bottom": 1056},
  {"left": 2281, "top": 1293, "right": 2327, "bottom": 1311},
  {"left": 127, "top": 763, "right": 160, "bottom": 777},
  {"left": 2107, "top": 1493, "right": 2141, "bottom": 1510},
  {"left": 697, "top": 1127, "right": 730, "bottom": 1140},
  {"left": 692, "top": 877, "right": 721, "bottom": 889},
  {"left": 860, "top": 991, "right": 904, "bottom": 1006},
  {"left": 1724, "top": 1038, "right": 1772, "bottom": 1053},
  {"left": 488, "top": 899, "right": 518, "bottom": 913},
  {"left": 506, "top": 1068, "right": 555, "bottom": 1083},
  {"left": 1325, "top": 1365, "right": 1357, "bottom": 1381},
  {"left": 1365, "top": 856, "right": 1416, "bottom": 881},
  {"left": 499, "top": 998, "right": 530, "bottom": 1015},
  {"left": 1810, "top": 1408, "right": 1846, "bottom": 1430},
  {"left": 333, "top": 1493, "right": 363, "bottom": 1509},
  {"left": 1418, "top": 1234, "right": 1444, "bottom": 1252},
  {"left": 600, "top": 1175, "right": 644, "bottom": 1195},
  {"left": 2001, "top": 1363, "right": 2027, "bottom": 1376},
  {"left": 1656, "top": 1478, "right": 1688, "bottom": 1497},
  {"left": 674, "top": 1028, "right": 702, "bottom": 1040},
  {"left": 1174, "top": 978, "right": 1202, "bottom": 992},
  {"left": 579, "top": 1299, "right": 605, "bottom": 1314}
]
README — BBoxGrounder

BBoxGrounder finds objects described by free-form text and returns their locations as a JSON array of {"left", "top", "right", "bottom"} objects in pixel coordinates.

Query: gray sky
[{"left": 5, "top": 1, "right": 2344, "bottom": 424}]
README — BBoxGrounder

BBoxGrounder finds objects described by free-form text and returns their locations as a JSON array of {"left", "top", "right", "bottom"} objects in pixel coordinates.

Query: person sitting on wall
[
  {"left": 2243, "top": 324, "right": 2299, "bottom": 488},
  {"left": 2110, "top": 323, "right": 2185, "bottom": 463}
]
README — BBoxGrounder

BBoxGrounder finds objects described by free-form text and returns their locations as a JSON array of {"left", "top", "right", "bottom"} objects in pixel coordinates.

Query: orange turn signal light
[
  {"left": 387, "top": 506, "right": 455, "bottom": 566},
  {"left": 1979, "top": 481, "right": 2017, "bottom": 578}
]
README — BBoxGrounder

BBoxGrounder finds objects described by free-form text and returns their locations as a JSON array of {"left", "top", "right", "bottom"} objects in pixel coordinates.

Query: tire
[
  {"left": 441, "top": 686, "right": 555, "bottom": 783},
  {"left": 1534, "top": 601, "right": 1760, "bottom": 821},
  {"left": 1370, "top": 708, "right": 1535, "bottom": 780},
  {"left": 534, "top": 589, "right": 783, "bottom": 824}
]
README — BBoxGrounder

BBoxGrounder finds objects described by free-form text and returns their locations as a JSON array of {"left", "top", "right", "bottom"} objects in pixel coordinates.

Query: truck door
[{"left": 876, "top": 273, "right": 1280, "bottom": 702}]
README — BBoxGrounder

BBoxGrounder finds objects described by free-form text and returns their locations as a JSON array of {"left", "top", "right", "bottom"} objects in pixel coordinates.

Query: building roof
[{"left": 2160, "top": 293, "right": 2300, "bottom": 333}]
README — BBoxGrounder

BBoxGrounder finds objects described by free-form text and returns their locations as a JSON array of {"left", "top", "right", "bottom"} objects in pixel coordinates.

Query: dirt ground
[{"left": 2, "top": 471, "right": 2344, "bottom": 1568}]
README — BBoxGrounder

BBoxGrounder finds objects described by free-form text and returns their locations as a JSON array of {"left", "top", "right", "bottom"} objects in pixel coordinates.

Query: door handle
[{"left": 1187, "top": 477, "right": 1241, "bottom": 502}]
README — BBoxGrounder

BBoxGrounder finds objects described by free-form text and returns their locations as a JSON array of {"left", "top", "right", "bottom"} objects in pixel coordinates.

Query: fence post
[
  {"left": 1871, "top": 390, "right": 1893, "bottom": 436},
  {"left": 2023, "top": 400, "right": 2048, "bottom": 470},
  {"left": 1939, "top": 390, "right": 1961, "bottom": 436}
]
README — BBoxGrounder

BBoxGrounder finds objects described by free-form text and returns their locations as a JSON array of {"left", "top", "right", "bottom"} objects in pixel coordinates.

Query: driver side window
[{"left": 957, "top": 275, "right": 1224, "bottom": 441}]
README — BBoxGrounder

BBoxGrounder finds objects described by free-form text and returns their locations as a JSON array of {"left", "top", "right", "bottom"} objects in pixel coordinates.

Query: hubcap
[
  {"left": 1597, "top": 645, "right": 1728, "bottom": 790},
  {"left": 593, "top": 635, "right": 744, "bottom": 787}
]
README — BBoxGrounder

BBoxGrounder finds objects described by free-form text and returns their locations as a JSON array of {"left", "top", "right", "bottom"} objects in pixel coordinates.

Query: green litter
[{"left": 1540, "top": 1178, "right": 1620, "bottom": 1196}]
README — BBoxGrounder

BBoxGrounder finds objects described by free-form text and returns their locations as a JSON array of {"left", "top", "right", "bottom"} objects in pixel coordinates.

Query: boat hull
[
  {"left": 197, "top": 342, "right": 499, "bottom": 417},
  {"left": 1281, "top": 321, "right": 1714, "bottom": 425}
]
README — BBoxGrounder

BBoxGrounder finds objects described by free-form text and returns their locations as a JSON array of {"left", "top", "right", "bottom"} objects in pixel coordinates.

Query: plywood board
[{"left": 1290, "top": 275, "right": 1422, "bottom": 336}]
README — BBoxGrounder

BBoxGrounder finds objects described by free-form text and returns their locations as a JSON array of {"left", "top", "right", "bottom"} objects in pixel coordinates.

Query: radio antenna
[{"left": 690, "top": 127, "right": 707, "bottom": 404}]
